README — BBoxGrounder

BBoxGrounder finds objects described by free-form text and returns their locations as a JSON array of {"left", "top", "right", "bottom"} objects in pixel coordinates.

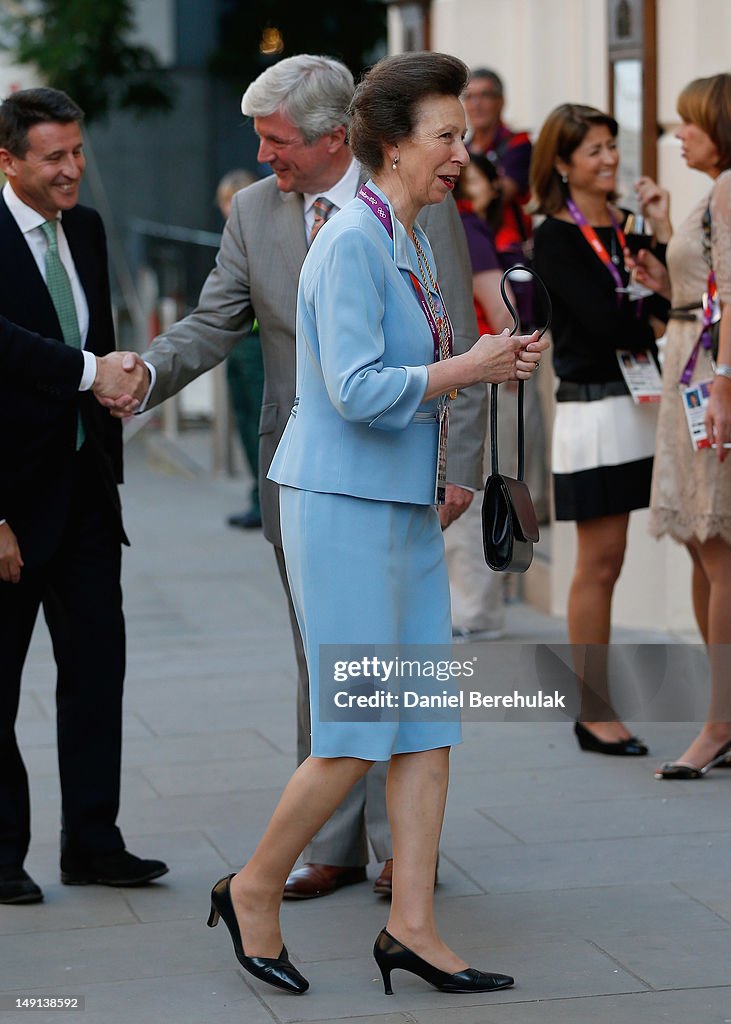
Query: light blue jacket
[{"left": 268, "top": 182, "right": 447, "bottom": 505}]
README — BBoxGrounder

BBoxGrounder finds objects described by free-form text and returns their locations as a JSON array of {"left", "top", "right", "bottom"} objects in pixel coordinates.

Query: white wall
[
  {"left": 432, "top": 0, "right": 608, "bottom": 134},
  {"left": 0, "top": 52, "right": 41, "bottom": 97}
]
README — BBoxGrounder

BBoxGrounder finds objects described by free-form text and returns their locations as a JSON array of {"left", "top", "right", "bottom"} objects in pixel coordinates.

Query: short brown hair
[
  {"left": 530, "top": 103, "right": 618, "bottom": 215},
  {"left": 677, "top": 74, "right": 731, "bottom": 172},
  {"left": 349, "top": 51, "right": 469, "bottom": 175}
]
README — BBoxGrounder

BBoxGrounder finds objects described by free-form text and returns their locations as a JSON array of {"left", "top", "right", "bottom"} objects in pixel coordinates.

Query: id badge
[
  {"left": 681, "top": 379, "right": 731, "bottom": 451},
  {"left": 435, "top": 402, "right": 449, "bottom": 505},
  {"left": 616, "top": 349, "right": 662, "bottom": 403}
]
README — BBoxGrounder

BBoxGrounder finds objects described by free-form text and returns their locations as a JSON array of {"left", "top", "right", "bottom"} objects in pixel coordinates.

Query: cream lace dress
[{"left": 650, "top": 169, "right": 731, "bottom": 545}]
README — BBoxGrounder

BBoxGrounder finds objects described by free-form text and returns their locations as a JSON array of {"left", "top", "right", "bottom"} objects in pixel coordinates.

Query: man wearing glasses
[{"left": 462, "top": 68, "right": 533, "bottom": 262}]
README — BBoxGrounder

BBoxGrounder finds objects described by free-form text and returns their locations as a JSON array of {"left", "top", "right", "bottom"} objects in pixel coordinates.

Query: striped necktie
[
  {"left": 308, "top": 196, "right": 335, "bottom": 246},
  {"left": 41, "top": 219, "right": 85, "bottom": 448}
]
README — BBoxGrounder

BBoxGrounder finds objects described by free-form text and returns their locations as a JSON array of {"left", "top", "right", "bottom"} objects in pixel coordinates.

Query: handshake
[{"left": 92, "top": 352, "right": 151, "bottom": 417}]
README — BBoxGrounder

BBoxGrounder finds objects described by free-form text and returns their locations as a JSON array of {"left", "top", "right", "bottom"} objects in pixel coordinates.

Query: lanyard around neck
[
  {"left": 565, "top": 197, "right": 626, "bottom": 293},
  {"left": 357, "top": 183, "right": 453, "bottom": 364}
]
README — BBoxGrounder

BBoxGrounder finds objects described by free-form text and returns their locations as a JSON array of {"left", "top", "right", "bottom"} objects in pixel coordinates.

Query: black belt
[
  {"left": 668, "top": 301, "right": 702, "bottom": 321},
  {"left": 556, "top": 380, "right": 629, "bottom": 402}
]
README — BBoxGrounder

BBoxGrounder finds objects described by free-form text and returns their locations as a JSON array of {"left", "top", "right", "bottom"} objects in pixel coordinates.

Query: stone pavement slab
[
  {"left": 3, "top": 435, "right": 730, "bottom": 1024},
  {"left": 415, "top": 988, "right": 731, "bottom": 1024}
]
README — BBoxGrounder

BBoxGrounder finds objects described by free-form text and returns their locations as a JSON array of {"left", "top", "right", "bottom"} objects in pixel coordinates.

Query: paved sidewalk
[{"left": 3, "top": 432, "right": 730, "bottom": 1024}]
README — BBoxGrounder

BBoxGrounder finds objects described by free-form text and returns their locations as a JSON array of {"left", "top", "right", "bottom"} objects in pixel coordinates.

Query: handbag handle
[{"left": 490, "top": 266, "right": 552, "bottom": 479}]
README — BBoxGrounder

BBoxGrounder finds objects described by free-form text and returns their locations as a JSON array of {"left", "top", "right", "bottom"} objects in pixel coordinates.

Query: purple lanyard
[
  {"left": 357, "top": 184, "right": 453, "bottom": 362},
  {"left": 565, "top": 198, "right": 625, "bottom": 295},
  {"left": 679, "top": 271, "right": 719, "bottom": 385},
  {"left": 357, "top": 183, "right": 393, "bottom": 239}
]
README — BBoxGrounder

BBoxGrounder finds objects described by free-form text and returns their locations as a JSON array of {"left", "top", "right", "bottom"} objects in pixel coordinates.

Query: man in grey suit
[{"left": 110, "top": 54, "right": 487, "bottom": 899}]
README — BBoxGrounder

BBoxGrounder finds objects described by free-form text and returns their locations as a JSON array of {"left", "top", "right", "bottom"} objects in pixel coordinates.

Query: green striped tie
[{"left": 41, "top": 219, "right": 85, "bottom": 448}]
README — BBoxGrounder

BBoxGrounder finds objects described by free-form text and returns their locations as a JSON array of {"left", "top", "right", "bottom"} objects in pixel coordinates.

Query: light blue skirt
[{"left": 279, "top": 486, "right": 462, "bottom": 760}]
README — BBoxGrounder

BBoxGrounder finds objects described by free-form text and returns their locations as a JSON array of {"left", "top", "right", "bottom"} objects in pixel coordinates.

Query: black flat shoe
[
  {"left": 655, "top": 739, "right": 731, "bottom": 779},
  {"left": 373, "top": 928, "right": 514, "bottom": 995},
  {"left": 574, "top": 721, "right": 648, "bottom": 757},
  {"left": 207, "top": 874, "right": 308, "bottom": 994}
]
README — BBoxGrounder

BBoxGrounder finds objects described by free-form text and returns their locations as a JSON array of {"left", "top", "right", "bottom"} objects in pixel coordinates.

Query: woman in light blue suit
[{"left": 208, "top": 52, "right": 547, "bottom": 998}]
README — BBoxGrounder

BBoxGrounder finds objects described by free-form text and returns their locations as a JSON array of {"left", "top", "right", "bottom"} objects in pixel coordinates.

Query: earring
[
  {"left": 392, "top": 154, "right": 399, "bottom": 171},
  {"left": 561, "top": 172, "right": 568, "bottom": 184}
]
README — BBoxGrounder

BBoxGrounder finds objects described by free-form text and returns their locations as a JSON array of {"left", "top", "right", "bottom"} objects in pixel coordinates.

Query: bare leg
[
  {"left": 385, "top": 747, "right": 467, "bottom": 974},
  {"left": 229, "top": 755, "right": 372, "bottom": 956},
  {"left": 568, "top": 513, "right": 630, "bottom": 742},
  {"left": 687, "top": 541, "right": 710, "bottom": 643},
  {"left": 671, "top": 537, "right": 731, "bottom": 769}
]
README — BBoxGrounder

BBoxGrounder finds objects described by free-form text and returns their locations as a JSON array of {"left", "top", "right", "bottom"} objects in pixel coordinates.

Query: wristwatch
[{"left": 714, "top": 363, "right": 731, "bottom": 381}]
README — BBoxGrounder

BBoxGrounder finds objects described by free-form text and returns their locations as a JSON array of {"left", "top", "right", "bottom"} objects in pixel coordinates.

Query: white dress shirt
[
  {"left": 3, "top": 182, "right": 96, "bottom": 390},
  {"left": 303, "top": 157, "right": 360, "bottom": 243}
]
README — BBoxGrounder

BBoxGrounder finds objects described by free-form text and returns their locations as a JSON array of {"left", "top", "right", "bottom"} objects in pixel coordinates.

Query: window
[{"left": 608, "top": 0, "right": 657, "bottom": 198}]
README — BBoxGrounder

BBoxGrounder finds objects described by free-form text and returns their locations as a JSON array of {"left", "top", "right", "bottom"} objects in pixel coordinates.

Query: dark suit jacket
[
  {"left": 0, "top": 194, "right": 125, "bottom": 566},
  {"left": 0, "top": 313, "right": 83, "bottom": 394}
]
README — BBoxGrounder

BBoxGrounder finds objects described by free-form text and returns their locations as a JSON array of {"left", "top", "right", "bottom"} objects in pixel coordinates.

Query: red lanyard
[
  {"left": 566, "top": 198, "right": 626, "bottom": 294},
  {"left": 407, "top": 272, "right": 453, "bottom": 363}
]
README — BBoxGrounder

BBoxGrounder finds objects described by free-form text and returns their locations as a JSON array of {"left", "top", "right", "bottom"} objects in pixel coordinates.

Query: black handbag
[{"left": 482, "top": 266, "right": 551, "bottom": 573}]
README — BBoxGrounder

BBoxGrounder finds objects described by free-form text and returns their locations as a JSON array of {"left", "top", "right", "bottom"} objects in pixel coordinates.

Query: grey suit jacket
[{"left": 146, "top": 170, "right": 487, "bottom": 547}]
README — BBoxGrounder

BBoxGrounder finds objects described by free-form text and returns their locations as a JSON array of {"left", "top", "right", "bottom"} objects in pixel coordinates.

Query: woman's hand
[
  {"left": 469, "top": 328, "right": 547, "bottom": 384},
  {"left": 635, "top": 176, "right": 672, "bottom": 243},
  {"left": 423, "top": 330, "right": 548, "bottom": 400},
  {"left": 706, "top": 311, "right": 731, "bottom": 462},
  {"left": 632, "top": 248, "right": 672, "bottom": 301},
  {"left": 705, "top": 375, "right": 731, "bottom": 463}
]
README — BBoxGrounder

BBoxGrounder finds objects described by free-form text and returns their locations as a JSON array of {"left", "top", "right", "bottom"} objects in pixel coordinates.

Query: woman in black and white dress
[{"left": 531, "top": 104, "right": 668, "bottom": 755}]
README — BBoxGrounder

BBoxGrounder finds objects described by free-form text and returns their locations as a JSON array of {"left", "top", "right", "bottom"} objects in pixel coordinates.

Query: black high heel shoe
[
  {"left": 574, "top": 721, "right": 648, "bottom": 757},
  {"left": 373, "top": 928, "right": 514, "bottom": 995},
  {"left": 207, "top": 874, "right": 308, "bottom": 994},
  {"left": 655, "top": 738, "right": 731, "bottom": 779}
]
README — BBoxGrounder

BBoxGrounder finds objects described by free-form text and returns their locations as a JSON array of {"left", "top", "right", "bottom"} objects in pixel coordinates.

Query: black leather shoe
[
  {"left": 373, "top": 928, "right": 514, "bottom": 995},
  {"left": 227, "top": 509, "right": 262, "bottom": 529},
  {"left": 61, "top": 849, "right": 169, "bottom": 887},
  {"left": 574, "top": 721, "right": 649, "bottom": 757},
  {"left": 0, "top": 867, "right": 43, "bottom": 905},
  {"left": 208, "top": 874, "right": 308, "bottom": 994}
]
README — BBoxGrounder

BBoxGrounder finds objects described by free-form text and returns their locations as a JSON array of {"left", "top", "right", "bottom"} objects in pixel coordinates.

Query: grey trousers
[{"left": 273, "top": 545, "right": 392, "bottom": 866}]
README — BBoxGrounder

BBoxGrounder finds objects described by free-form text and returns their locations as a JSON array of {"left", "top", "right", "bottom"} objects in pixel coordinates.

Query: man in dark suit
[{"left": 0, "top": 88, "right": 167, "bottom": 905}]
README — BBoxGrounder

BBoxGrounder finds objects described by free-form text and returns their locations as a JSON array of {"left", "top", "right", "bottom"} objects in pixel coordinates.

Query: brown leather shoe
[
  {"left": 283, "top": 863, "right": 366, "bottom": 900},
  {"left": 372, "top": 858, "right": 393, "bottom": 895}
]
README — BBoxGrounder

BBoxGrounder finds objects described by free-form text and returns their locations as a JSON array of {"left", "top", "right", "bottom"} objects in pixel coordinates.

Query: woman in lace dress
[{"left": 634, "top": 73, "right": 731, "bottom": 778}]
